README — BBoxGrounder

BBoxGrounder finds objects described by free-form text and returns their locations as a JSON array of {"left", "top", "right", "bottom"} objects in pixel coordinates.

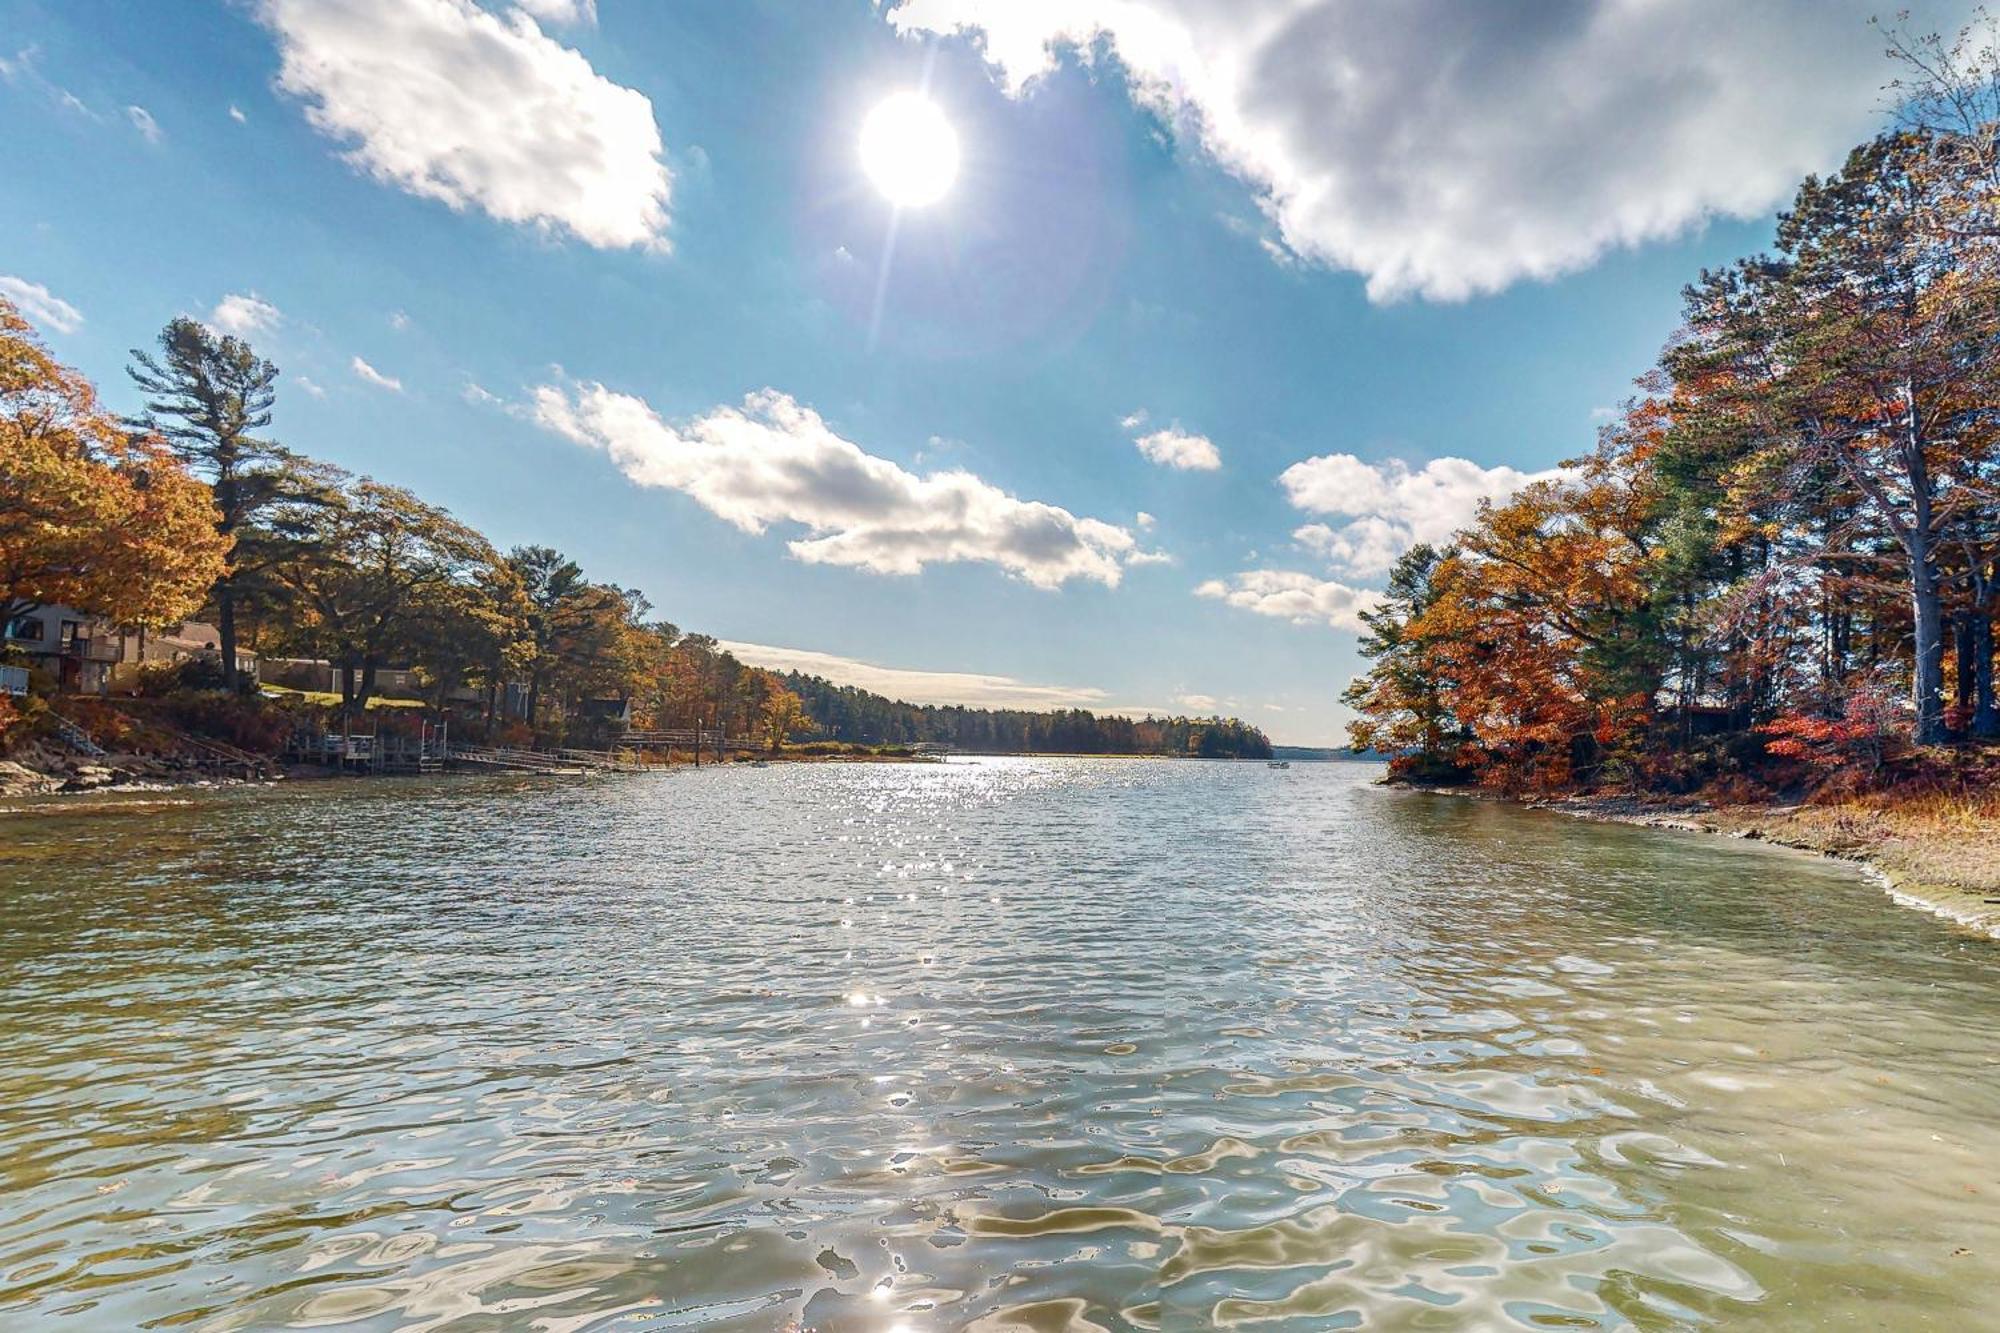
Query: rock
[{"left": 0, "top": 760, "right": 57, "bottom": 796}]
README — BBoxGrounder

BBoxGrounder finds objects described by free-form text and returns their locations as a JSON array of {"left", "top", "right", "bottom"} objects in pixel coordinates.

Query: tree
[
  {"left": 126, "top": 317, "right": 317, "bottom": 689},
  {"left": 1669, "top": 133, "right": 2000, "bottom": 743},
  {"left": 504, "top": 545, "right": 633, "bottom": 727},
  {"left": 1342, "top": 543, "right": 1461, "bottom": 764},
  {"left": 0, "top": 297, "right": 227, "bottom": 632},
  {"left": 760, "top": 680, "right": 811, "bottom": 752},
  {"left": 268, "top": 477, "right": 494, "bottom": 709}
]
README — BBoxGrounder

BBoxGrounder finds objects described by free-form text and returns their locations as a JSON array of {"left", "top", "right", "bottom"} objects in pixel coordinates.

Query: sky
[{"left": 0, "top": 0, "right": 1972, "bottom": 744}]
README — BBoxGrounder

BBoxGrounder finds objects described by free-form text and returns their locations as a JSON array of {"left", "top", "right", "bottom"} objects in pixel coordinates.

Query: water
[{"left": 2, "top": 758, "right": 1997, "bottom": 1331}]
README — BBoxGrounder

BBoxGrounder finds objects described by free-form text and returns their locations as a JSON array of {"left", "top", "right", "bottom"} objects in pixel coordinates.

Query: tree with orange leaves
[{"left": 0, "top": 297, "right": 228, "bottom": 635}]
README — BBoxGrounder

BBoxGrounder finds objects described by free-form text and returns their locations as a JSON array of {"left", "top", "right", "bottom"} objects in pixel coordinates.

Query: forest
[
  {"left": 779, "top": 672, "right": 1273, "bottom": 757},
  {"left": 1, "top": 297, "right": 1270, "bottom": 759},
  {"left": 1345, "top": 25, "right": 2000, "bottom": 795}
]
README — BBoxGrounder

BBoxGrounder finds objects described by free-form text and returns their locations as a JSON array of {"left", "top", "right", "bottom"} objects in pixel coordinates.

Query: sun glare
[{"left": 859, "top": 92, "right": 959, "bottom": 208}]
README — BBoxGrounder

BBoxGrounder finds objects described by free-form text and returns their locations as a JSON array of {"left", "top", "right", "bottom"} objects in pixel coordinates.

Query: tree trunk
[
  {"left": 1975, "top": 607, "right": 1999, "bottom": 739},
  {"left": 1956, "top": 609, "right": 1976, "bottom": 728},
  {"left": 1911, "top": 545, "right": 1947, "bottom": 745},
  {"left": 217, "top": 578, "right": 239, "bottom": 692},
  {"left": 355, "top": 658, "right": 378, "bottom": 710}
]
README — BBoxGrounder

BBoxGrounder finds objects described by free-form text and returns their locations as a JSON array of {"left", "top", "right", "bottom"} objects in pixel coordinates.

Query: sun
[{"left": 859, "top": 92, "right": 959, "bottom": 208}]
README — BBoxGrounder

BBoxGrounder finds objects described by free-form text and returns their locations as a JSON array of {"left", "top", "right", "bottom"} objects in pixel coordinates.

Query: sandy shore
[{"left": 1401, "top": 784, "right": 2000, "bottom": 940}]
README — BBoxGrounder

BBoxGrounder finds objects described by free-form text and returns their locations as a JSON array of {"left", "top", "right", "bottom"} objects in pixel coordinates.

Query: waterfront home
[{"left": 2, "top": 607, "right": 257, "bottom": 694}]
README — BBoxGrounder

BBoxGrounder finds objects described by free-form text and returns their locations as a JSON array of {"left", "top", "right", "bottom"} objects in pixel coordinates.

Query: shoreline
[{"left": 1393, "top": 782, "right": 2000, "bottom": 940}]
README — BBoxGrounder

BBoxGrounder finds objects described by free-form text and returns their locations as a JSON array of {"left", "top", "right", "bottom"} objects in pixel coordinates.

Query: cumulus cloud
[
  {"left": 296, "top": 375, "right": 327, "bottom": 398},
  {"left": 209, "top": 292, "right": 281, "bottom": 336},
  {"left": 1281, "top": 452, "right": 1567, "bottom": 579},
  {"left": 888, "top": 0, "right": 1899, "bottom": 300},
  {"left": 257, "top": 0, "right": 671, "bottom": 250},
  {"left": 1177, "top": 692, "right": 1218, "bottom": 711},
  {"left": 1134, "top": 425, "right": 1220, "bottom": 471},
  {"left": 532, "top": 381, "right": 1144, "bottom": 588},
  {"left": 0, "top": 274, "right": 83, "bottom": 334},
  {"left": 1195, "top": 569, "right": 1380, "bottom": 631},
  {"left": 350, "top": 355, "right": 403, "bottom": 391},
  {"left": 229, "top": 104, "right": 247, "bottom": 123},
  {"left": 125, "top": 104, "right": 162, "bottom": 143},
  {"left": 513, "top": 0, "right": 596, "bottom": 25}
]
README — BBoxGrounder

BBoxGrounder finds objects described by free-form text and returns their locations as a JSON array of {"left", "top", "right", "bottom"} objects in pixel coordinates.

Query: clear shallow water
[{"left": 1, "top": 758, "right": 1997, "bottom": 1331}]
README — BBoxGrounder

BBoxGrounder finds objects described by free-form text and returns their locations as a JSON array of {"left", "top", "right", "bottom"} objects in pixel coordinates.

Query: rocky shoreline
[
  {"left": 0, "top": 743, "right": 275, "bottom": 797},
  {"left": 1395, "top": 784, "right": 2000, "bottom": 940}
]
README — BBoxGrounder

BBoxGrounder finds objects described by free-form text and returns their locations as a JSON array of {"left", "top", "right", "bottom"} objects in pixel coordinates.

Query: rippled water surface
[{"left": 3, "top": 758, "right": 1999, "bottom": 1330}]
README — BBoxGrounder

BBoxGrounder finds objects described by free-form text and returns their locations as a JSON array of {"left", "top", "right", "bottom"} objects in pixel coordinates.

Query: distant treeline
[{"left": 780, "top": 672, "right": 1274, "bottom": 758}]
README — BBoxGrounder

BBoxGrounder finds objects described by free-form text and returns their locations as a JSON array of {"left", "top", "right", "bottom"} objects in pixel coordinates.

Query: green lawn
[{"left": 261, "top": 687, "right": 427, "bottom": 710}]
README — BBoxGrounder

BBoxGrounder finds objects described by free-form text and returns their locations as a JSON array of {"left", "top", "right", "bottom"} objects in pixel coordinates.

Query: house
[
  {"left": 261, "top": 657, "right": 424, "bottom": 699},
  {"left": 577, "top": 696, "right": 632, "bottom": 730},
  {"left": 3, "top": 607, "right": 256, "bottom": 694}
]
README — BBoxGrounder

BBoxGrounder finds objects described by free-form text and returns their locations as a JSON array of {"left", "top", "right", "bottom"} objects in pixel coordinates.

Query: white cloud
[
  {"left": 462, "top": 380, "right": 500, "bottom": 405},
  {"left": 0, "top": 45, "right": 93, "bottom": 117},
  {"left": 720, "top": 641, "right": 1114, "bottom": 710},
  {"left": 389, "top": 309, "right": 410, "bottom": 330},
  {"left": 888, "top": 0, "right": 1902, "bottom": 300},
  {"left": 1177, "top": 692, "right": 1218, "bottom": 711},
  {"left": 1196, "top": 569, "right": 1380, "bottom": 630},
  {"left": 125, "top": 104, "right": 162, "bottom": 143},
  {"left": 513, "top": 0, "right": 596, "bottom": 25},
  {"left": 532, "top": 381, "right": 1143, "bottom": 588},
  {"left": 1135, "top": 510, "right": 1155, "bottom": 530},
  {"left": 0, "top": 274, "right": 83, "bottom": 334},
  {"left": 1120, "top": 409, "right": 1148, "bottom": 431},
  {"left": 296, "top": 375, "right": 327, "bottom": 398},
  {"left": 1134, "top": 426, "right": 1220, "bottom": 471},
  {"left": 257, "top": 0, "right": 671, "bottom": 250},
  {"left": 208, "top": 292, "right": 281, "bottom": 336},
  {"left": 229, "top": 104, "right": 247, "bottom": 123},
  {"left": 350, "top": 355, "right": 403, "bottom": 391},
  {"left": 1281, "top": 452, "right": 1567, "bottom": 579}
]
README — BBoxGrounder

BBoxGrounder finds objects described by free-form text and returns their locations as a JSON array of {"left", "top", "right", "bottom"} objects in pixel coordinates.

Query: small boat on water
[{"left": 1267, "top": 760, "right": 1290, "bottom": 769}]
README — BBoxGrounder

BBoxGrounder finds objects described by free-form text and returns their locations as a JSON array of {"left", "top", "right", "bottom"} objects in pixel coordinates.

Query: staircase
[
  {"left": 182, "top": 734, "right": 276, "bottom": 779},
  {"left": 48, "top": 714, "right": 106, "bottom": 758}
]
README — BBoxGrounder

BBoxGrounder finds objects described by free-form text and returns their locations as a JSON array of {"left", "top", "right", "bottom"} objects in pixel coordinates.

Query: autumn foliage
[
  {"left": 1348, "top": 32, "right": 2000, "bottom": 795},
  {"left": 0, "top": 299, "right": 228, "bottom": 631}
]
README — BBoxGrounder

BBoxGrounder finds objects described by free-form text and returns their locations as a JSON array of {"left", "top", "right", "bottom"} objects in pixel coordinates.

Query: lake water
[{"left": 2, "top": 758, "right": 1997, "bottom": 1330}]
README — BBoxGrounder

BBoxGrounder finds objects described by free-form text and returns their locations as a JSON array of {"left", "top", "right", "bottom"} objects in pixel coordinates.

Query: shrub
[
  {"left": 132, "top": 656, "right": 229, "bottom": 697},
  {"left": 0, "top": 693, "right": 34, "bottom": 753},
  {"left": 163, "top": 689, "right": 292, "bottom": 754},
  {"left": 1385, "top": 749, "right": 1476, "bottom": 785},
  {"left": 1759, "top": 678, "right": 1907, "bottom": 782}
]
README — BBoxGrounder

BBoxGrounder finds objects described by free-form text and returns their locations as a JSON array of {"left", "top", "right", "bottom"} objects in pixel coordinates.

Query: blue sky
[{"left": 0, "top": 0, "right": 1958, "bottom": 743}]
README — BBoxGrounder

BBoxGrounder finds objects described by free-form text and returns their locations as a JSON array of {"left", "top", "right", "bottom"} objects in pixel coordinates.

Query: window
[{"left": 5, "top": 617, "right": 45, "bottom": 642}]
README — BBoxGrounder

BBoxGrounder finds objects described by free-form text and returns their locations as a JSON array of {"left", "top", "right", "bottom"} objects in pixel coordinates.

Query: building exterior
[
  {"left": 2, "top": 606, "right": 256, "bottom": 694},
  {"left": 261, "top": 657, "right": 424, "bottom": 699}
]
